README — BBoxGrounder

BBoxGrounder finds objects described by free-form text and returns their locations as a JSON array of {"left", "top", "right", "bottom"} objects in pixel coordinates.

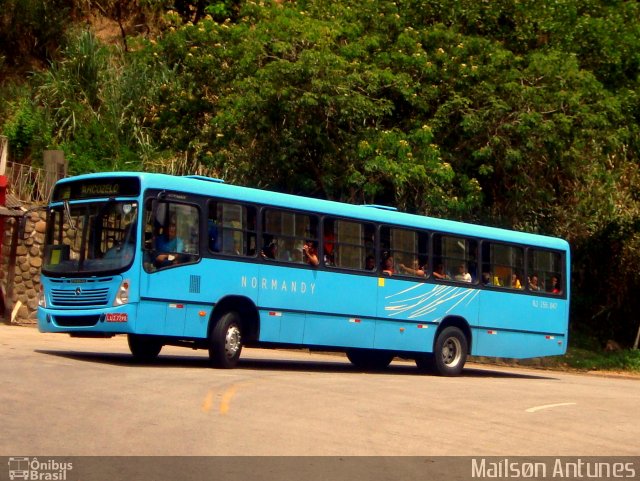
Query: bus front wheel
[
  {"left": 128, "top": 334, "right": 163, "bottom": 361},
  {"left": 433, "top": 326, "right": 468, "bottom": 376},
  {"left": 209, "top": 311, "right": 243, "bottom": 368}
]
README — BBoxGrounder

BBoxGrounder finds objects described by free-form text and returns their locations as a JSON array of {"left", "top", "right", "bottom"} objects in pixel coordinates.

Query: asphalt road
[{"left": 1, "top": 324, "right": 639, "bottom": 456}]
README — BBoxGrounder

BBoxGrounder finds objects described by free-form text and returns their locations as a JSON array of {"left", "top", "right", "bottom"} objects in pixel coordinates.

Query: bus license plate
[{"left": 106, "top": 313, "right": 128, "bottom": 323}]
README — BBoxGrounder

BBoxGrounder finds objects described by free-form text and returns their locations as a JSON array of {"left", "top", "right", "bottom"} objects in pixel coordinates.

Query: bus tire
[
  {"left": 433, "top": 326, "right": 468, "bottom": 376},
  {"left": 127, "top": 334, "right": 162, "bottom": 361},
  {"left": 209, "top": 311, "right": 243, "bottom": 368},
  {"left": 346, "top": 349, "right": 393, "bottom": 371}
]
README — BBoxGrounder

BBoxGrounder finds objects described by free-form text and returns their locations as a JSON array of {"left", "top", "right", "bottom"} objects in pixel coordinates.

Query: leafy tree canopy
[{"left": 1, "top": 0, "right": 640, "bottom": 345}]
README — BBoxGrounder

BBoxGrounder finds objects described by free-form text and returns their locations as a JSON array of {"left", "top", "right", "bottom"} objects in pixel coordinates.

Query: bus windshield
[{"left": 42, "top": 200, "right": 138, "bottom": 276}]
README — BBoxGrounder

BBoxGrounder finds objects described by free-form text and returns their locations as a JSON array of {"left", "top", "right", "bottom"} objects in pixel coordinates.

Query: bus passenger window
[
  {"left": 482, "top": 242, "right": 524, "bottom": 290},
  {"left": 208, "top": 201, "right": 257, "bottom": 257},
  {"left": 325, "top": 218, "right": 375, "bottom": 271},
  {"left": 380, "top": 226, "right": 428, "bottom": 278},
  {"left": 144, "top": 200, "right": 199, "bottom": 271},
  {"left": 528, "top": 249, "right": 563, "bottom": 295},
  {"left": 263, "top": 209, "right": 318, "bottom": 265},
  {"left": 433, "top": 234, "right": 477, "bottom": 283}
]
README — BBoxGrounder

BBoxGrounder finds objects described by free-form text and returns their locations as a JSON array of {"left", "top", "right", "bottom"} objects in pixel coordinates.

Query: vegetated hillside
[{"left": 1, "top": 0, "right": 639, "bottom": 349}]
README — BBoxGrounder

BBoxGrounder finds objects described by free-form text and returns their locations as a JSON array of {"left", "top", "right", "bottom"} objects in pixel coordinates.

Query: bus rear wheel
[
  {"left": 346, "top": 349, "right": 394, "bottom": 371},
  {"left": 209, "top": 311, "right": 243, "bottom": 368},
  {"left": 433, "top": 326, "right": 468, "bottom": 376},
  {"left": 127, "top": 334, "right": 163, "bottom": 361}
]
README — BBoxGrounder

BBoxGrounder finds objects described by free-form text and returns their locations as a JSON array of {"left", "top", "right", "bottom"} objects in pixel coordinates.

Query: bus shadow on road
[{"left": 36, "top": 349, "right": 557, "bottom": 380}]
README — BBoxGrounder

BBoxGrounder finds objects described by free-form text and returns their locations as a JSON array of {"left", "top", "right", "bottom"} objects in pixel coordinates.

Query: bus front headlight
[
  {"left": 38, "top": 284, "right": 46, "bottom": 308},
  {"left": 114, "top": 279, "right": 130, "bottom": 306}
]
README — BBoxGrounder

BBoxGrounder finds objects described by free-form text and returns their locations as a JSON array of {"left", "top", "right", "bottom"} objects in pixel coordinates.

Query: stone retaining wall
[{"left": 1, "top": 211, "right": 46, "bottom": 324}]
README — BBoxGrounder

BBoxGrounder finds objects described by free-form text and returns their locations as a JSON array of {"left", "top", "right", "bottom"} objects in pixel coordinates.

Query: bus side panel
[
  {"left": 256, "top": 310, "right": 306, "bottom": 344},
  {"left": 302, "top": 271, "right": 378, "bottom": 348},
  {"left": 139, "top": 263, "right": 200, "bottom": 336},
  {"left": 136, "top": 300, "right": 168, "bottom": 335},
  {"left": 377, "top": 280, "right": 480, "bottom": 352},
  {"left": 304, "top": 314, "right": 376, "bottom": 348},
  {"left": 183, "top": 304, "right": 213, "bottom": 338},
  {"left": 254, "top": 264, "right": 319, "bottom": 344},
  {"left": 475, "top": 290, "right": 568, "bottom": 357},
  {"left": 473, "top": 328, "right": 567, "bottom": 358},
  {"left": 373, "top": 319, "right": 435, "bottom": 352},
  {"left": 139, "top": 258, "right": 261, "bottom": 338}
]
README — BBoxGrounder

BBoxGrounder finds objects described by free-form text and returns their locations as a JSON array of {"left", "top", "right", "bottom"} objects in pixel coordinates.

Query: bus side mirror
[{"left": 151, "top": 191, "right": 168, "bottom": 225}]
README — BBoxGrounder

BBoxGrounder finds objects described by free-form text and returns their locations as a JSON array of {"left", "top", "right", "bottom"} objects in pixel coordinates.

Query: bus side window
[
  {"left": 325, "top": 218, "right": 374, "bottom": 271},
  {"left": 528, "top": 249, "right": 563, "bottom": 295},
  {"left": 208, "top": 201, "right": 257, "bottom": 257},
  {"left": 263, "top": 209, "right": 318, "bottom": 265},
  {"left": 380, "top": 226, "right": 428, "bottom": 278},
  {"left": 144, "top": 200, "right": 199, "bottom": 270},
  {"left": 483, "top": 242, "right": 524, "bottom": 290},
  {"left": 433, "top": 234, "right": 477, "bottom": 283}
]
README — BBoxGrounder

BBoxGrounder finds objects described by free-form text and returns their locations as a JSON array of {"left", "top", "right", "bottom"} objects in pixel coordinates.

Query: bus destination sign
[{"left": 52, "top": 177, "right": 141, "bottom": 201}]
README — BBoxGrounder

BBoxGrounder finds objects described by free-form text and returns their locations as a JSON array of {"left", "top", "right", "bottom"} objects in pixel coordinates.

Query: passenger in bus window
[
  {"left": 323, "top": 231, "right": 335, "bottom": 265},
  {"left": 382, "top": 256, "right": 395, "bottom": 276},
  {"left": 528, "top": 274, "right": 540, "bottom": 291},
  {"left": 433, "top": 263, "right": 449, "bottom": 280},
  {"left": 481, "top": 272, "right": 492, "bottom": 286},
  {"left": 302, "top": 240, "right": 319, "bottom": 266},
  {"left": 365, "top": 255, "right": 376, "bottom": 271},
  {"left": 260, "top": 239, "right": 277, "bottom": 260},
  {"left": 511, "top": 273, "right": 522, "bottom": 289},
  {"left": 155, "top": 222, "right": 184, "bottom": 267},
  {"left": 399, "top": 259, "right": 426, "bottom": 277},
  {"left": 549, "top": 275, "right": 562, "bottom": 295},
  {"left": 454, "top": 264, "right": 472, "bottom": 282}
]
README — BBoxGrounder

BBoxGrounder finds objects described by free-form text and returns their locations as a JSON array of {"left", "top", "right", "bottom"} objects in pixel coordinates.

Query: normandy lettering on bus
[{"left": 241, "top": 276, "right": 316, "bottom": 295}]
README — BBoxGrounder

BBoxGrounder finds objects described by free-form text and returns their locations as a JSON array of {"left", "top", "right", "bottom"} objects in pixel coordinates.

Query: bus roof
[{"left": 56, "top": 172, "right": 569, "bottom": 251}]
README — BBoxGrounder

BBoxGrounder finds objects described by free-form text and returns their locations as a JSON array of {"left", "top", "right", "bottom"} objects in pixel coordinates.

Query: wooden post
[
  {"left": 3, "top": 216, "right": 20, "bottom": 323},
  {"left": 0, "top": 136, "right": 7, "bottom": 176},
  {"left": 43, "top": 150, "right": 67, "bottom": 201}
]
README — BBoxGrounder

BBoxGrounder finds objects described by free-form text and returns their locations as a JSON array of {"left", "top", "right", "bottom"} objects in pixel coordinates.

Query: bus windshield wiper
[{"left": 63, "top": 200, "right": 76, "bottom": 231}]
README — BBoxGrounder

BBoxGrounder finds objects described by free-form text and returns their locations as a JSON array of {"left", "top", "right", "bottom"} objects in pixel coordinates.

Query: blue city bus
[{"left": 37, "top": 172, "right": 570, "bottom": 375}]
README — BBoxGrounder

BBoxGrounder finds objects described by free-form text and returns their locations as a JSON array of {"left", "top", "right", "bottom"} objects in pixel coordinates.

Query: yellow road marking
[
  {"left": 201, "top": 390, "right": 215, "bottom": 413},
  {"left": 202, "top": 382, "right": 246, "bottom": 415},
  {"left": 220, "top": 385, "right": 238, "bottom": 415}
]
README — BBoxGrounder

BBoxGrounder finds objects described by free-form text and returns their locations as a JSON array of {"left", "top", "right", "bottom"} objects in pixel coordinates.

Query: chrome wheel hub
[
  {"left": 442, "top": 337, "right": 462, "bottom": 366},
  {"left": 225, "top": 325, "right": 241, "bottom": 358}
]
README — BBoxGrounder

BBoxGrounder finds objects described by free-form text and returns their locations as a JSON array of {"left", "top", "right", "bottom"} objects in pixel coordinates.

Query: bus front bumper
[{"left": 38, "top": 304, "right": 138, "bottom": 335}]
